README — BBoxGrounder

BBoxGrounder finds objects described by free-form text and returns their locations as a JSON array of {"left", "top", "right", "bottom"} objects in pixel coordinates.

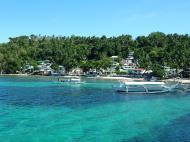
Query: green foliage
[
  {"left": 0, "top": 32, "right": 189, "bottom": 76},
  {"left": 115, "top": 71, "right": 128, "bottom": 75},
  {"left": 151, "top": 64, "right": 165, "bottom": 78}
]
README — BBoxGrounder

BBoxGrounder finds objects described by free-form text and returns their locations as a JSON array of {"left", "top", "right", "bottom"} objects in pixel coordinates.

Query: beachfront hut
[
  {"left": 164, "top": 66, "right": 183, "bottom": 78},
  {"left": 22, "top": 64, "right": 34, "bottom": 73},
  {"left": 35, "top": 60, "right": 53, "bottom": 75},
  {"left": 70, "top": 68, "right": 83, "bottom": 76}
]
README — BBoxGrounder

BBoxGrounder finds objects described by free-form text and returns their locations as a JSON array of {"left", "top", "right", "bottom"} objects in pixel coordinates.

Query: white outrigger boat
[
  {"left": 58, "top": 76, "right": 83, "bottom": 84},
  {"left": 116, "top": 81, "right": 179, "bottom": 94}
]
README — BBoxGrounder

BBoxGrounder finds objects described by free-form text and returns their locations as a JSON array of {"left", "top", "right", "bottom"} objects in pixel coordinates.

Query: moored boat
[
  {"left": 58, "top": 76, "right": 82, "bottom": 83},
  {"left": 115, "top": 81, "right": 180, "bottom": 94}
]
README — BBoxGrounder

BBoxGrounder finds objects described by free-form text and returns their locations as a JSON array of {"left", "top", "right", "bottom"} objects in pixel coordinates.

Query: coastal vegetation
[{"left": 0, "top": 32, "right": 190, "bottom": 77}]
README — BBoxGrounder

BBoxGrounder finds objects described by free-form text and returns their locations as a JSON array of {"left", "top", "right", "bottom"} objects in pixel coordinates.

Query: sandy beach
[
  {"left": 1, "top": 74, "right": 190, "bottom": 84},
  {"left": 0, "top": 74, "right": 29, "bottom": 76},
  {"left": 163, "top": 78, "right": 190, "bottom": 84}
]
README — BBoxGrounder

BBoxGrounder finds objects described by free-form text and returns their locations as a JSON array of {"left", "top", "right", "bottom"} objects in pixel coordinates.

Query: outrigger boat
[
  {"left": 58, "top": 76, "right": 82, "bottom": 83},
  {"left": 116, "top": 81, "right": 179, "bottom": 94}
]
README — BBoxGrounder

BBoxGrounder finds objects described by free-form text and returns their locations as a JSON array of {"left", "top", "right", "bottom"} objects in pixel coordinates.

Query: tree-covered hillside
[{"left": 0, "top": 32, "right": 190, "bottom": 76}]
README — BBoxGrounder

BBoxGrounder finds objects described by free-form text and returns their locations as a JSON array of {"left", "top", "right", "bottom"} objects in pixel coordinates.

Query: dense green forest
[{"left": 0, "top": 32, "right": 190, "bottom": 77}]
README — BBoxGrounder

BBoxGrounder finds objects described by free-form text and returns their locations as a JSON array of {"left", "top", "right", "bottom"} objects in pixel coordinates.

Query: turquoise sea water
[{"left": 0, "top": 76, "right": 190, "bottom": 142}]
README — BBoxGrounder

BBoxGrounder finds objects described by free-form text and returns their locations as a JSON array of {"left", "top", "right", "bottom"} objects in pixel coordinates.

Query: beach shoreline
[
  {"left": 164, "top": 78, "right": 190, "bottom": 84},
  {"left": 0, "top": 74, "right": 29, "bottom": 76},
  {"left": 1, "top": 74, "right": 190, "bottom": 84}
]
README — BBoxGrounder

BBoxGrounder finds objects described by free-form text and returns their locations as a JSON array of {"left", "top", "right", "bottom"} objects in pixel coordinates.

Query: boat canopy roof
[
  {"left": 61, "top": 76, "right": 80, "bottom": 78},
  {"left": 124, "top": 82, "right": 165, "bottom": 85}
]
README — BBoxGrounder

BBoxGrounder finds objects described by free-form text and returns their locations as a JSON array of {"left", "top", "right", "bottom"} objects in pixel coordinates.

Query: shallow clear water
[{"left": 0, "top": 76, "right": 190, "bottom": 142}]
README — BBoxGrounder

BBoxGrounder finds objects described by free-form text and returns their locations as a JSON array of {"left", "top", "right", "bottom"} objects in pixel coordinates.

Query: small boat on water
[
  {"left": 115, "top": 81, "right": 180, "bottom": 94},
  {"left": 58, "top": 76, "right": 82, "bottom": 83}
]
